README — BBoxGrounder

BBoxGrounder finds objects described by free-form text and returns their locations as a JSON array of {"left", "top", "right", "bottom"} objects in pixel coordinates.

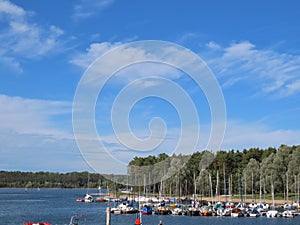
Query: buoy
[{"left": 135, "top": 217, "right": 141, "bottom": 225}]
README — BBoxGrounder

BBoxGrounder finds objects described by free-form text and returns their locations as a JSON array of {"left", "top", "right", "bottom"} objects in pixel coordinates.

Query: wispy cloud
[
  {"left": 72, "top": 0, "right": 114, "bottom": 19},
  {"left": 69, "top": 41, "right": 183, "bottom": 87},
  {"left": 0, "top": 0, "right": 64, "bottom": 73},
  {"left": 205, "top": 40, "right": 300, "bottom": 97},
  {"left": 70, "top": 42, "right": 122, "bottom": 68},
  {"left": 0, "top": 94, "right": 90, "bottom": 171},
  {"left": 222, "top": 120, "right": 300, "bottom": 150},
  {"left": 0, "top": 94, "right": 71, "bottom": 139}
]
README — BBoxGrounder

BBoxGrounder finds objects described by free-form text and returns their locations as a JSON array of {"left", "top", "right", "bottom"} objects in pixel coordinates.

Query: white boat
[
  {"left": 292, "top": 200, "right": 299, "bottom": 209},
  {"left": 266, "top": 210, "right": 278, "bottom": 218},
  {"left": 172, "top": 207, "right": 183, "bottom": 215},
  {"left": 282, "top": 210, "right": 295, "bottom": 218},
  {"left": 248, "top": 202, "right": 257, "bottom": 209},
  {"left": 84, "top": 194, "right": 93, "bottom": 203},
  {"left": 266, "top": 175, "right": 278, "bottom": 218},
  {"left": 249, "top": 208, "right": 260, "bottom": 217},
  {"left": 111, "top": 202, "right": 138, "bottom": 214},
  {"left": 231, "top": 208, "right": 243, "bottom": 217},
  {"left": 258, "top": 201, "right": 269, "bottom": 211}
]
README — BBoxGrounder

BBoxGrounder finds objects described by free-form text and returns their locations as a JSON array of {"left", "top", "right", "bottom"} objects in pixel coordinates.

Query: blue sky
[{"left": 0, "top": 0, "right": 299, "bottom": 173}]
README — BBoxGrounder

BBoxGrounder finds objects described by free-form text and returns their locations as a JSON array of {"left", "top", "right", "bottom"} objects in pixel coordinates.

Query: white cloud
[
  {"left": 73, "top": 0, "right": 114, "bottom": 19},
  {"left": 0, "top": 94, "right": 93, "bottom": 172},
  {"left": 0, "top": 0, "right": 25, "bottom": 18},
  {"left": 70, "top": 42, "right": 122, "bottom": 68},
  {"left": 70, "top": 41, "right": 183, "bottom": 87},
  {"left": 222, "top": 120, "right": 300, "bottom": 150},
  {"left": 205, "top": 41, "right": 300, "bottom": 97},
  {"left": 0, "top": 0, "right": 64, "bottom": 72},
  {"left": 0, "top": 56, "right": 23, "bottom": 73},
  {"left": 281, "top": 79, "right": 300, "bottom": 97},
  {"left": 206, "top": 41, "right": 221, "bottom": 50},
  {"left": 0, "top": 94, "right": 71, "bottom": 139}
]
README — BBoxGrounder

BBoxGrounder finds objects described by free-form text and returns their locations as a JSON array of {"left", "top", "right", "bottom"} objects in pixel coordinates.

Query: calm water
[{"left": 0, "top": 188, "right": 299, "bottom": 225}]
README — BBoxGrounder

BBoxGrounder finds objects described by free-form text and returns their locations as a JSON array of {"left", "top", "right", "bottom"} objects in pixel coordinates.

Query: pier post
[{"left": 106, "top": 207, "right": 111, "bottom": 225}]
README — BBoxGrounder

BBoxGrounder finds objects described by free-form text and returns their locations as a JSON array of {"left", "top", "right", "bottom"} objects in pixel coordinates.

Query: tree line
[
  {"left": 128, "top": 145, "right": 300, "bottom": 200},
  {"left": 0, "top": 171, "right": 111, "bottom": 189},
  {"left": 1, "top": 145, "right": 299, "bottom": 201}
]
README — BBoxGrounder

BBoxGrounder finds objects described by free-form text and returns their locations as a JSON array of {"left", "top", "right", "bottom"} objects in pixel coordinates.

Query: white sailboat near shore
[{"left": 266, "top": 174, "right": 278, "bottom": 218}]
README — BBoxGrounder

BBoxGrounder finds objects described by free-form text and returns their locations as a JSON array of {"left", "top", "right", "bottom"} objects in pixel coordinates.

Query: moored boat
[
  {"left": 141, "top": 205, "right": 153, "bottom": 215},
  {"left": 266, "top": 209, "right": 278, "bottom": 218},
  {"left": 24, "top": 222, "right": 51, "bottom": 225},
  {"left": 186, "top": 206, "right": 200, "bottom": 216},
  {"left": 249, "top": 208, "right": 260, "bottom": 217},
  {"left": 117, "top": 202, "right": 139, "bottom": 214},
  {"left": 282, "top": 210, "right": 295, "bottom": 218},
  {"left": 84, "top": 194, "right": 94, "bottom": 203},
  {"left": 154, "top": 206, "right": 171, "bottom": 215},
  {"left": 231, "top": 208, "right": 243, "bottom": 217},
  {"left": 171, "top": 207, "right": 183, "bottom": 215}
]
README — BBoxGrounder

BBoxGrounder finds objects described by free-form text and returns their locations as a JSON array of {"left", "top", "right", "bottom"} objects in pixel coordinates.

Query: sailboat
[
  {"left": 248, "top": 172, "right": 257, "bottom": 209},
  {"left": 282, "top": 173, "right": 295, "bottom": 218},
  {"left": 266, "top": 174, "right": 278, "bottom": 218},
  {"left": 95, "top": 179, "right": 108, "bottom": 202},
  {"left": 231, "top": 171, "right": 246, "bottom": 217},
  {"left": 84, "top": 173, "right": 94, "bottom": 203}
]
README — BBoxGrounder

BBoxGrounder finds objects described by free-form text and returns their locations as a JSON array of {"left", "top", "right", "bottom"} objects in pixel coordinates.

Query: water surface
[{"left": 0, "top": 188, "right": 298, "bottom": 225}]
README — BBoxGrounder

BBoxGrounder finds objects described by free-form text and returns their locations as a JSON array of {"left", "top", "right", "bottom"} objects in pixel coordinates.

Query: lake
[{"left": 0, "top": 188, "right": 298, "bottom": 225}]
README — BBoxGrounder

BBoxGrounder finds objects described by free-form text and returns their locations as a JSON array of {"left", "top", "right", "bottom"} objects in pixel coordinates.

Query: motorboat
[
  {"left": 154, "top": 206, "right": 171, "bottom": 215},
  {"left": 282, "top": 210, "right": 295, "bottom": 218},
  {"left": 266, "top": 209, "right": 278, "bottom": 218},
  {"left": 111, "top": 202, "right": 138, "bottom": 214},
  {"left": 186, "top": 206, "right": 200, "bottom": 216},
  {"left": 249, "top": 208, "right": 260, "bottom": 217},
  {"left": 24, "top": 222, "right": 51, "bottom": 225},
  {"left": 141, "top": 205, "right": 153, "bottom": 215},
  {"left": 171, "top": 207, "right": 183, "bottom": 215},
  {"left": 231, "top": 208, "right": 243, "bottom": 217},
  {"left": 84, "top": 194, "right": 93, "bottom": 203}
]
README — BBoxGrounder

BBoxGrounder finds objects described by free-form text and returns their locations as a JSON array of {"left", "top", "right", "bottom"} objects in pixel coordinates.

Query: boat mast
[
  {"left": 298, "top": 174, "right": 300, "bottom": 204},
  {"left": 263, "top": 177, "right": 266, "bottom": 202},
  {"left": 86, "top": 172, "right": 90, "bottom": 194},
  {"left": 215, "top": 171, "right": 219, "bottom": 202},
  {"left": 223, "top": 164, "right": 227, "bottom": 199},
  {"left": 271, "top": 174, "right": 275, "bottom": 209},
  {"left": 229, "top": 174, "right": 233, "bottom": 200},
  {"left": 286, "top": 172, "right": 289, "bottom": 204},
  {"left": 251, "top": 171, "right": 254, "bottom": 202},
  {"left": 144, "top": 174, "right": 146, "bottom": 197},
  {"left": 209, "top": 172, "right": 213, "bottom": 204},
  {"left": 244, "top": 171, "right": 247, "bottom": 203},
  {"left": 238, "top": 171, "right": 243, "bottom": 203},
  {"left": 193, "top": 171, "right": 196, "bottom": 201},
  {"left": 259, "top": 174, "right": 262, "bottom": 202}
]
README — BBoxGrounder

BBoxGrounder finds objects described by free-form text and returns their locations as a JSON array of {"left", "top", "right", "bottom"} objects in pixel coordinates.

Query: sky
[{"left": 0, "top": 0, "right": 300, "bottom": 173}]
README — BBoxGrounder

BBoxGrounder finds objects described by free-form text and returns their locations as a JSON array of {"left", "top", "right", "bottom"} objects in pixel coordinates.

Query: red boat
[
  {"left": 24, "top": 222, "right": 51, "bottom": 225},
  {"left": 76, "top": 197, "right": 84, "bottom": 202}
]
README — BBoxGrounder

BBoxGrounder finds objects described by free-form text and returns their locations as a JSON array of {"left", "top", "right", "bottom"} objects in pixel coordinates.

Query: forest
[
  {"left": 0, "top": 171, "right": 111, "bottom": 189},
  {"left": 127, "top": 144, "right": 300, "bottom": 200},
  {"left": 1, "top": 145, "right": 299, "bottom": 200}
]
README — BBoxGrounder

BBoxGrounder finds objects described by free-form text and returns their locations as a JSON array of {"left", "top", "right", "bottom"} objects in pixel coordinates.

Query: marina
[{"left": 1, "top": 188, "right": 299, "bottom": 225}]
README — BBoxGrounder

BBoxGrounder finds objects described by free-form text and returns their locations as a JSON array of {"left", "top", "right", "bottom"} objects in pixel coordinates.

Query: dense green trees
[
  {"left": 128, "top": 145, "right": 300, "bottom": 199},
  {"left": 0, "top": 171, "right": 111, "bottom": 189},
  {"left": 1, "top": 145, "right": 299, "bottom": 201}
]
